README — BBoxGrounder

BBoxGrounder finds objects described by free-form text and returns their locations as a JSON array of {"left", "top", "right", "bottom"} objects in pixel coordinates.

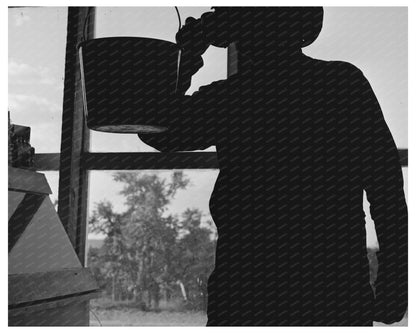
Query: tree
[
  {"left": 88, "top": 202, "right": 127, "bottom": 301},
  {"left": 88, "top": 171, "right": 190, "bottom": 310},
  {"left": 175, "top": 209, "right": 217, "bottom": 310}
]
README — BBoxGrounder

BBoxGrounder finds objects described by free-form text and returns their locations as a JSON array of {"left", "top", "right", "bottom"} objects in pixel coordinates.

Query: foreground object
[{"left": 79, "top": 37, "right": 180, "bottom": 134}]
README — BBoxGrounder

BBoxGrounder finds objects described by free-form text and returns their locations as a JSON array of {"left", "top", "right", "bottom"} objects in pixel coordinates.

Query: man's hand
[{"left": 176, "top": 16, "right": 210, "bottom": 55}]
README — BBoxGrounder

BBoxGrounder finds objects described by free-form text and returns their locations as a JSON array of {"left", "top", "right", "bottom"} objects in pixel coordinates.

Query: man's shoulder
[{"left": 302, "top": 55, "right": 364, "bottom": 77}]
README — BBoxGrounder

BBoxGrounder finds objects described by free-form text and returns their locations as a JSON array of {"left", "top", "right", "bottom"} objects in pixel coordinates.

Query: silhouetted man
[{"left": 139, "top": 7, "right": 407, "bottom": 326}]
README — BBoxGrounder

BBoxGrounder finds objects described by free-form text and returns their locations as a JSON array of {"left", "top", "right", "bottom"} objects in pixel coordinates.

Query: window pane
[
  {"left": 90, "top": 7, "right": 226, "bottom": 152},
  {"left": 8, "top": 7, "right": 67, "bottom": 153},
  {"left": 304, "top": 7, "right": 407, "bottom": 148},
  {"left": 86, "top": 167, "right": 408, "bottom": 326},
  {"left": 87, "top": 169, "right": 218, "bottom": 326}
]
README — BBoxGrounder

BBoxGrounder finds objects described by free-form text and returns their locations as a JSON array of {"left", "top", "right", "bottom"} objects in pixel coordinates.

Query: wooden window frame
[{"left": 33, "top": 7, "right": 408, "bottom": 267}]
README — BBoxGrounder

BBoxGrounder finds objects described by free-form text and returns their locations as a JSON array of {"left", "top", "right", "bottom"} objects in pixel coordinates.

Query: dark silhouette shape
[{"left": 139, "top": 7, "right": 407, "bottom": 326}]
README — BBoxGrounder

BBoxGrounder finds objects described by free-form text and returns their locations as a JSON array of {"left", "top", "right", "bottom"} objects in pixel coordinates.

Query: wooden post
[{"left": 58, "top": 7, "right": 95, "bottom": 266}]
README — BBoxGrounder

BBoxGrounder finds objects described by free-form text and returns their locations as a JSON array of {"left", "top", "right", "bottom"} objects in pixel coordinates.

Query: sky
[{"left": 8, "top": 7, "right": 408, "bottom": 247}]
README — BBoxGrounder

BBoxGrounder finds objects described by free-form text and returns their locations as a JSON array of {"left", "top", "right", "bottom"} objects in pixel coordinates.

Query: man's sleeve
[
  {"left": 138, "top": 80, "right": 226, "bottom": 152},
  {"left": 358, "top": 68, "right": 408, "bottom": 324}
]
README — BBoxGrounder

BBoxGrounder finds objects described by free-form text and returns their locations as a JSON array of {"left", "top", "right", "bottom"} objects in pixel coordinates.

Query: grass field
[
  {"left": 90, "top": 308, "right": 207, "bottom": 326},
  {"left": 90, "top": 307, "right": 407, "bottom": 326},
  {"left": 89, "top": 298, "right": 207, "bottom": 326}
]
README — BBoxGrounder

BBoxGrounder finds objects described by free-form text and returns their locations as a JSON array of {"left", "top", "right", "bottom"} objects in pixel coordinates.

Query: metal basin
[{"left": 79, "top": 37, "right": 180, "bottom": 133}]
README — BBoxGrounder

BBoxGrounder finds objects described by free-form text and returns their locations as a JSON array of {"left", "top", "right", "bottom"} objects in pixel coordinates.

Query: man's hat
[
  {"left": 297, "top": 7, "right": 324, "bottom": 47},
  {"left": 207, "top": 7, "right": 324, "bottom": 48}
]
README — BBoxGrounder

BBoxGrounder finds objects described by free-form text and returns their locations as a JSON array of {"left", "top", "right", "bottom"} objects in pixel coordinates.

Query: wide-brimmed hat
[
  {"left": 206, "top": 7, "right": 324, "bottom": 48},
  {"left": 297, "top": 7, "right": 324, "bottom": 47}
]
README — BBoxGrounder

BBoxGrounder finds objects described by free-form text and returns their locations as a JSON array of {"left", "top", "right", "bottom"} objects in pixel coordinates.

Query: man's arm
[
  {"left": 358, "top": 69, "right": 408, "bottom": 324},
  {"left": 138, "top": 80, "right": 225, "bottom": 152},
  {"left": 138, "top": 14, "right": 222, "bottom": 152}
]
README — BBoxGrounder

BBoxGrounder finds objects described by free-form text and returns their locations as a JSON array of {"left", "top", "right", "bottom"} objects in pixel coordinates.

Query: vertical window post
[{"left": 58, "top": 7, "right": 95, "bottom": 265}]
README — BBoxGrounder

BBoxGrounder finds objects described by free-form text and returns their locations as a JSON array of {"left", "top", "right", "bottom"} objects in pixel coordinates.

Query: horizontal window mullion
[
  {"left": 33, "top": 149, "right": 408, "bottom": 171},
  {"left": 34, "top": 152, "right": 219, "bottom": 171},
  {"left": 82, "top": 152, "right": 219, "bottom": 170}
]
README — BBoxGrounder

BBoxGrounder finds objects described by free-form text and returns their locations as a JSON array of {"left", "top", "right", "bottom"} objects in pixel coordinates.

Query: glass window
[
  {"left": 90, "top": 7, "right": 227, "bottom": 152},
  {"left": 304, "top": 8, "right": 408, "bottom": 264},
  {"left": 8, "top": 7, "right": 68, "bottom": 153},
  {"left": 304, "top": 7, "right": 407, "bottom": 149},
  {"left": 9, "top": 6, "right": 407, "bottom": 327},
  {"left": 87, "top": 169, "right": 218, "bottom": 326}
]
